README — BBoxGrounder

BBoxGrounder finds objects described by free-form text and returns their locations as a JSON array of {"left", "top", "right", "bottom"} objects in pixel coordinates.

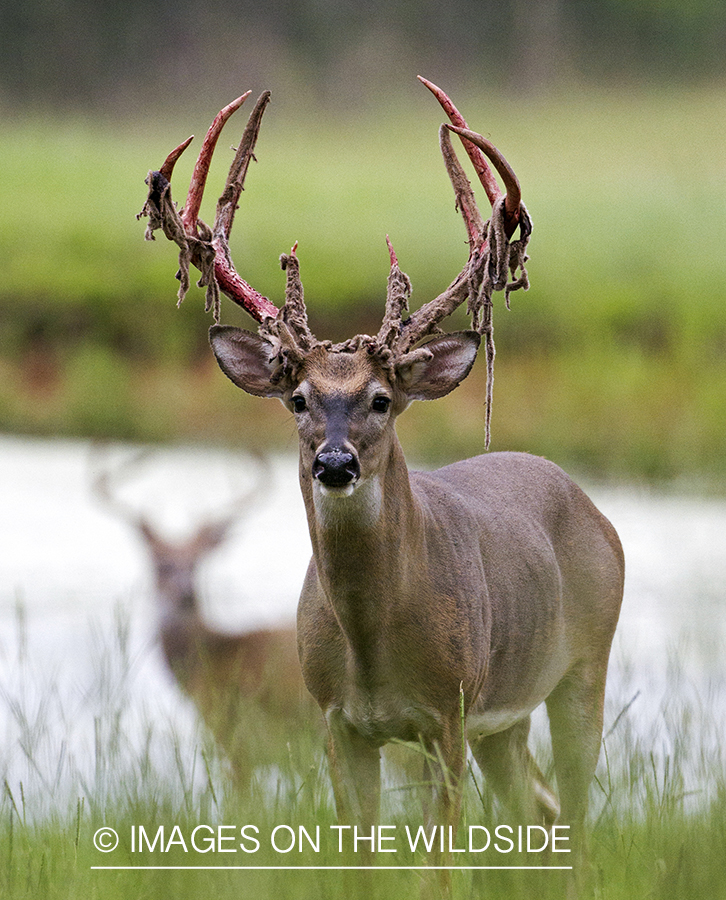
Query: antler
[
  {"left": 138, "top": 91, "right": 279, "bottom": 325},
  {"left": 91, "top": 445, "right": 269, "bottom": 549},
  {"left": 416, "top": 76, "right": 522, "bottom": 232},
  {"left": 377, "top": 77, "right": 532, "bottom": 446},
  {"left": 90, "top": 445, "right": 155, "bottom": 535},
  {"left": 139, "top": 90, "right": 321, "bottom": 372},
  {"left": 390, "top": 76, "right": 531, "bottom": 356}
]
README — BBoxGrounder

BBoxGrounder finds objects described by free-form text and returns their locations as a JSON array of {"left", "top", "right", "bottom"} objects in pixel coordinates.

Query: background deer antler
[{"left": 90, "top": 444, "right": 268, "bottom": 540}]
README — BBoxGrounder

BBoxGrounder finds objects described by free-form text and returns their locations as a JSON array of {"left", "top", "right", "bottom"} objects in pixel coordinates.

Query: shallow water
[{"left": 0, "top": 435, "right": 724, "bottom": 815}]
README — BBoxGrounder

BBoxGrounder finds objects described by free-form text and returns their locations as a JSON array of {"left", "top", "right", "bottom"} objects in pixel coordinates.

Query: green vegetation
[
  {"left": 1, "top": 614, "right": 724, "bottom": 899},
  {"left": 2, "top": 84, "right": 726, "bottom": 482}
]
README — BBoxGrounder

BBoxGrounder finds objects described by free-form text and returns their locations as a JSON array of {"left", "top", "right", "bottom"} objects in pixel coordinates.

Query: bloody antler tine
[
  {"left": 159, "top": 135, "right": 195, "bottom": 181},
  {"left": 181, "top": 91, "right": 252, "bottom": 235},
  {"left": 447, "top": 125, "right": 521, "bottom": 223},
  {"left": 202, "top": 90, "right": 278, "bottom": 324},
  {"left": 439, "top": 125, "right": 485, "bottom": 250},
  {"left": 214, "top": 90, "right": 271, "bottom": 242},
  {"left": 386, "top": 235, "right": 399, "bottom": 268},
  {"left": 418, "top": 76, "right": 502, "bottom": 208},
  {"left": 399, "top": 75, "right": 532, "bottom": 384}
]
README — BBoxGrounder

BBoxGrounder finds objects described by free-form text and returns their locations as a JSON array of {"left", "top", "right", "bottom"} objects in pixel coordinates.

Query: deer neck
[{"left": 301, "top": 437, "right": 423, "bottom": 619}]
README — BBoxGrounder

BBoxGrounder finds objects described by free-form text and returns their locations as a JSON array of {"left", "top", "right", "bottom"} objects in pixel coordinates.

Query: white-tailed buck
[
  {"left": 140, "top": 79, "right": 624, "bottom": 859},
  {"left": 92, "top": 452, "right": 309, "bottom": 783}
]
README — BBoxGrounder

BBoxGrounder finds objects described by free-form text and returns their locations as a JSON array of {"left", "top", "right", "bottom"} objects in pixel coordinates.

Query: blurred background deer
[{"left": 91, "top": 448, "right": 314, "bottom": 787}]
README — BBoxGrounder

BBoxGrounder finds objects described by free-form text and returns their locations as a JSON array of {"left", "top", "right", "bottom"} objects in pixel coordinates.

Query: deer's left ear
[{"left": 395, "top": 331, "right": 480, "bottom": 400}]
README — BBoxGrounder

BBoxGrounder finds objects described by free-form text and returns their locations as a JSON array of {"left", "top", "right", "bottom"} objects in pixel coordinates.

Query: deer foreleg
[
  {"left": 326, "top": 712, "right": 381, "bottom": 832},
  {"left": 417, "top": 727, "right": 466, "bottom": 899},
  {"left": 470, "top": 716, "right": 559, "bottom": 826}
]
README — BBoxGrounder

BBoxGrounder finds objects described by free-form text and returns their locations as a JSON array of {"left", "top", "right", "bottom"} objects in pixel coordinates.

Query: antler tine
[
  {"left": 276, "top": 242, "right": 317, "bottom": 353},
  {"left": 203, "top": 90, "right": 280, "bottom": 324},
  {"left": 417, "top": 76, "right": 520, "bottom": 236},
  {"left": 438, "top": 123, "right": 486, "bottom": 253},
  {"left": 393, "top": 78, "right": 533, "bottom": 448},
  {"left": 90, "top": 445, "right": 155, "bottom": 532},
  {"left": 192, "top": 451, "right": 271, "bottom": 553},
  {"left": 213, "top": 91, "right": 271, "bottom": 244},
  {"left": 393, "top": 133, "right": 478, "bottom": 352},
  {"left": 205, "top": 449, "right": 272, "bottom": 529},
  {"left": 398, "top": 264, "right": 471, "bottom": 354},
  {"left": 395, "top": 79, "right": 531, "bottom": 352},
  {"left": 375, "top": 236, "right": 413, "bottom": 350},
  {"left": 182, "top": 92, "right": 251, "bottom": 235},
  {"left": 392, "top": 105, "right": 492, "bottom": 353},
  {"left": 446, "top": 125, "right": 521, "bottom": 224},
  {"left": 159, "top": 135, "right": 195, "bottom": 182}
]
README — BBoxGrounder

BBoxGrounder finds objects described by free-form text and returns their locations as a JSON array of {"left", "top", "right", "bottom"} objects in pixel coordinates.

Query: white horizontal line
[{"left": 91, "top": 865, "right": 572, "bottom": 871}]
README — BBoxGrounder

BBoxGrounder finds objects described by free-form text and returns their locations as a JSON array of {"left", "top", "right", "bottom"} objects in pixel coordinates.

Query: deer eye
[
  {"left": 292, "top": 395, "right": 307, "bottom": 414},
  {"left": 371, "top": 395, "right": 391, "bottom": 413}
]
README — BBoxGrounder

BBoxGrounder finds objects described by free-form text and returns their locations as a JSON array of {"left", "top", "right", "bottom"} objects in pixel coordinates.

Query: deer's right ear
[
  {"left": 209, "top": 325, "right": 284, "bottom": 398},
  {"left": 396, "top": 331, "right": 480, "bottom": 401}
]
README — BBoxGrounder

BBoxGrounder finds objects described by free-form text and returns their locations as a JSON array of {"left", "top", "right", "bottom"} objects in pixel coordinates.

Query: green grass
[
  {"left": 2, "top": 83, "right": 726, "bottom": 480},
  {"left": 1, "top": 608, "right": 724, "bottom": 899}
]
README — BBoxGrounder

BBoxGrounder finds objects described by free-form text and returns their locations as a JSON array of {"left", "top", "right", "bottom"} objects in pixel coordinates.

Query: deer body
[
  {"left": 209, "top": 332, "right": 624, "bottom": 839},
  {"left": 300, "top": 449, "right": 622, "bottom": 753},
  {"left": 148, "top": 531, "right": 304, "bottom": 726}
]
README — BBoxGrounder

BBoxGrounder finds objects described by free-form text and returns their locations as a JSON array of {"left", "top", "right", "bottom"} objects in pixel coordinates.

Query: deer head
[{"left": 90, "top": 447, "right": 265, "bottom": 621}]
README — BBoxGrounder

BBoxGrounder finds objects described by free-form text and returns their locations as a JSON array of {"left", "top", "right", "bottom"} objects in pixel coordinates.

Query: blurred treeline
[
  {"left": 2, "top": 0, "right": 726, "bottom": 109},
  {"left": 1, "top": 1, "right": 726, "bottom": 484}
]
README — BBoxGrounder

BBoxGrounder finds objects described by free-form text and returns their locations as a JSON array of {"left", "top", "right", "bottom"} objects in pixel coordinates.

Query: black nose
[{"left": 313, "top": 448, "right": 360, "bottom": 487}]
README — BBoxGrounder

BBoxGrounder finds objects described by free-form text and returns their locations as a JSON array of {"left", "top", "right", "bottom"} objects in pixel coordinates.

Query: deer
[
  {"left": 92, "top": 451, "right": 310, "bottom": 785},
  {"left": 139, "top": 78, "right": 625, "bottom": 868}
]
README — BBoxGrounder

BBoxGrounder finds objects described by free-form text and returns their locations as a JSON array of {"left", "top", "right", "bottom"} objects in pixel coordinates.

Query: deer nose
[{"left": 313, "top": 448, "right": 360, "bottom": 488}]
